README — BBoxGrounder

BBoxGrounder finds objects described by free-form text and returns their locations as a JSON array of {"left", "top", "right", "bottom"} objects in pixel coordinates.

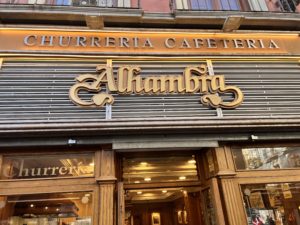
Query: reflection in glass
[
  {"left": 202, "top": 188, "right": 217, "bottom": 225},
  {"left": 233, "top": 147, "right": 300, "bottom": 170},
  {"left": 1, "top": 154, "right": 94, "bottom": 180},
  {"left": 0, "top": 192, "right": 93, "bottom": 225},
  {"left": 123, "top": 155, "right": 198, "bottom": 184},
  {"left": 242, "top": 183, "right": 300, "bottom": 225}
]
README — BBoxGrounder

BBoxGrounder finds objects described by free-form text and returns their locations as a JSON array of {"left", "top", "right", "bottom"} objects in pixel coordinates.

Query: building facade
[{"left": 0, "top": 1, "right": 300, "bottom": 225}]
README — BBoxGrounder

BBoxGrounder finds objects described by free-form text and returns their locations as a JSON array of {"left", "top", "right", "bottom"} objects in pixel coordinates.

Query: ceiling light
[
  {"left": 179, "top": 176, "right": 186, "bottom": 180},
  {"left": 188, "top": 159, "right": 196, "bottom": 164},
  {"left": 45, "top": 206, "right": 49, "bottom": 210},
  {"left": 144, "top": 177, "right": 151, "bottom": 182},
  {"left": 140, "top": 162, "right": 148, "bottom": 166},
  {"left": 137, "top": 191, "right": 142, "bottom": 195},
  {"left": 30, "top": 204, "right": 34, "bottom": 208},
  {"left": 162, "top": 190, "right": 168, "bottom": 193},
  {"left": 56, "top": 208, "right": 60, "bottom": 212},
  {"left": 134, "top": 181, "right": 140, "bottom": 184}
]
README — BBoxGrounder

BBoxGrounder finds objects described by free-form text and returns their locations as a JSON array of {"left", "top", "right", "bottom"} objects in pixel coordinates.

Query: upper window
[
  {"left": 122, "top": 154, "right": 198, "bottom": 184},
  {"left": 0, "top": 0, "right": 135, "bottom": 8},
  {"left": 175, "top": 0, "right": 241, "bottom": 10},
  {"left": 1, "top": 153, "right": 94, "bottom": 180},
  {"left": 232, "top": 146, "right": 300, "bottom": 170},
  {"left": 174, "top": 0, "right": 300, "bottom": 12}
]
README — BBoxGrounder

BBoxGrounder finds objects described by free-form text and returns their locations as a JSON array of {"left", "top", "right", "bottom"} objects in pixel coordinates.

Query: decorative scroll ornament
[{"left": 69, "top": 64, "right": 244, "bottom": 109}]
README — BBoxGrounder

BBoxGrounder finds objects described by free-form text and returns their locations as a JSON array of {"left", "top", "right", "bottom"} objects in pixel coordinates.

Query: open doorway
[
  {"left": 118, "top": 152, "right": 216, "bottom": 225},
  {"left": 125, "top": 187, "right": 203, "bottom": 225}
]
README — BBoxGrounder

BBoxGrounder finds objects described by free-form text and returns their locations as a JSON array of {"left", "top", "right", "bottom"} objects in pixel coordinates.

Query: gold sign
[
  {"left": 69, "top": 64, "right": 244, "bottom": 109},
  {"left": 1, "top": 154, "right": 94, "bottom": 179},
  {"left": 0, "top": 29, "right": 299, "bottom": 55}
]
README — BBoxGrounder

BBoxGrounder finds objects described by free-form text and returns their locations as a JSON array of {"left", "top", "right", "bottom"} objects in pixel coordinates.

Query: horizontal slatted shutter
[{"left": 0, "top": 58, "right": 299, "bottom": 125}]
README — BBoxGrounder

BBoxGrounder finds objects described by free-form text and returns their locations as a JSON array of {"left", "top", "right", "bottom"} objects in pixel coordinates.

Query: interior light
[
  {"left": 144, "top": 177, "right": 151, "bottom": 182},
  {"left": 134, "top": 181, "right": 140, "bottom": 184},
  {"left": 188, "top": 159, "right": 196, "bottom": 164},
  {"left": 179, "top": 176, "right": 186, "bottom": 180},
  {"left": 45, "top": 206, "right": 49, "bottom": 210},
  {"left": 56, "top": 208, "right": 60, "bottom": 212},
  {"left": 137, "top": 191, "right": 142, "bottom": 195},
  {"left": 30, "top": 204, "right": 34, "bottom": 208},
  {"left": 162, "top": 190, "right": 168, "bottom": 193},
  {"left": 89, "top": 162, "right": 95, "bottom": 166},
  {"left": 140, "top": 162, "right": 148, "bottom": 166}
]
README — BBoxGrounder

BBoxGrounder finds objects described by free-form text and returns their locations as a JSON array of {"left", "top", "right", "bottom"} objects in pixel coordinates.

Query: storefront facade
[{"left": 0, "top": 28, "right": 300, "bottom": 225}]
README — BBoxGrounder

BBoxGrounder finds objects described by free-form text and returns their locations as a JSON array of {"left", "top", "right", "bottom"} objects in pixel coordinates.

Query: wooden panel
[
  {"left": 0, "top": 177, "right": 96, "bottom": 192},
  {"left": 215, "top": 147, "right": 236, "bottom": 175},
  {"left": 99, "top": 184, "right": 114, "bottom": 225},
  {"left": 0, "top": 183, "right": 96, "bottom": 195},
  {"left": 236, "top": 169, "right": 300, "bottom": 184},
  {"left": 210, "top": 178, "right": 226, "bottom": 225},
  {"left": 95, "top": 150, "right": 101, "bottom": 179},
  {"left": 124, "top": 181, "right": 201, "bottom": 189},
  {"left": 224, "top": 146, "right": 235, "bottom": 171},
  {"left": 117, "top": 182, "right": 125, "bottom": 225},
  {"left": 99, "top": 150, "right": 115, "bottom": 181},
  {"left": 236, "top": 168, "right": 300, "bottom": 179},
  {"left": 0, "top": 155, "right": 2, "bottom": 177},
  {"left": 93, "top": 187, "right": 100, "bottom": 225},
  {"left": 220, "top": 178, "right": 247, "bottom": 225}
]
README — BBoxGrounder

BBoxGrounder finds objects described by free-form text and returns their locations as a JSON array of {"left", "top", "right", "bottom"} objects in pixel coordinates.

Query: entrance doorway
[
  {"left": 124, "top": 187, "right": 203, "bottom": 225},
  {"left": 119, "top": 152, "right": 219, "bottom": 225}
]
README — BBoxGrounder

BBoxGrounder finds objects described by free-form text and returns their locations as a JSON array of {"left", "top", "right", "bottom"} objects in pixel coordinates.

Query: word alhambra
[{"left": 69, "top": 64, "right": 244, "bottom": 109}]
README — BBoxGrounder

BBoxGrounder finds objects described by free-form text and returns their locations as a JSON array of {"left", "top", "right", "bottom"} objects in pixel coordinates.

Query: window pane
[
  {"left": 1, "top": 154, "right": 94, "bottom": 180},
  {"left": 190, "top": 0, "right": 213, "bottom": 10},
  {"left": 0, "top": 192, "right": 93, "bottom": 225},
  {"left": 122, "top": 155, "right": 198, "bottom": 184},
  {"left": 202, "top": 188, "right": 217, "bottom": 225},
  {"left": 232, "top": 147, "right": 300, "bottom": 170},
  {"left": 242, "top": 183, "right": 300, "bottom": 225}
]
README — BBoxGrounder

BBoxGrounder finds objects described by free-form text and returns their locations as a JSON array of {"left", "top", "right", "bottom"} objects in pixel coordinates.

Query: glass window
[
  {"left": 242, "top": 183, "right": 300, "bottom": 225},
  {"left": 122, "top": 155, "right": 198, "bottom": 184},
  {"left": 202, "top": 188, "right": 217, "bottom": 225},
  {"left": 0, "top": 192, "right": 93, "bottom": 225},
  {"left": 0, "top": 154, "right": 94, "bottom": 180},
  {"left": 232, "top": 147, "right": 300, "bottom": 170}
]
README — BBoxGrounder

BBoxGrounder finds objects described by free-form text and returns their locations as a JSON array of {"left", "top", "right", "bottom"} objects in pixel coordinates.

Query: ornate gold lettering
[{"left": 69, "top": 64, "right": 244, "bottom": 109}]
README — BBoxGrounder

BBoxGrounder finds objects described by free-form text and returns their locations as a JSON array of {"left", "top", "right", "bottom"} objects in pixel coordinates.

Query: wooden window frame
[{"left": 0, "top": 147, "right": 106, "bottom": 225}]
